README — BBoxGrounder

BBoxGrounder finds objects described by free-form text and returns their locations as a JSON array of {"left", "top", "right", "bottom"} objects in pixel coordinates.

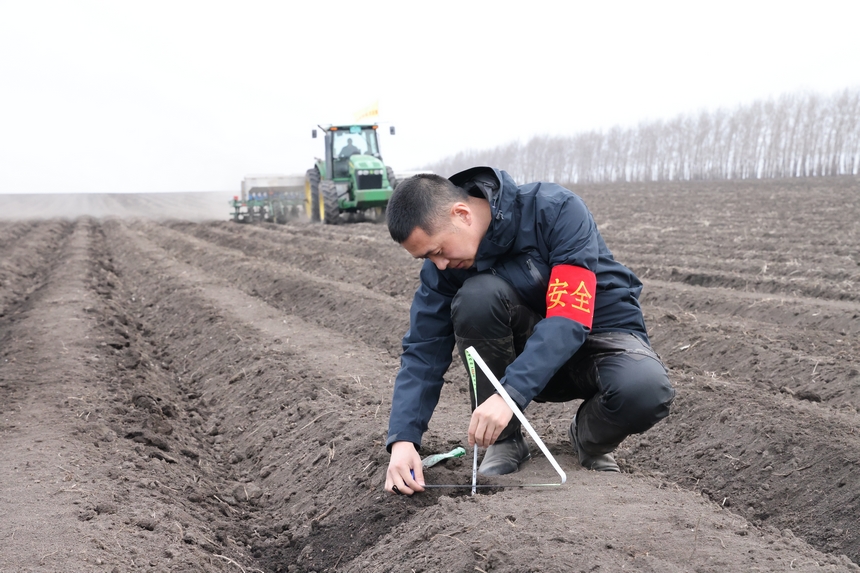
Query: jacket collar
[{"left": 448, "top": 166, "right": 519, "bottom": 271}]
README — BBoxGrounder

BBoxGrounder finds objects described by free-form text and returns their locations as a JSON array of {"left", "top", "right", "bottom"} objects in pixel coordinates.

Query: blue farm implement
[{"left": 229, "top": 175, "right": 305, "bottom": 224}]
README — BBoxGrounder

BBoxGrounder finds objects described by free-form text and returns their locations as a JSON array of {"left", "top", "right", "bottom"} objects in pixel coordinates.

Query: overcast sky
[{"left": 2, "top": 0, "right": 859, "bottom": 194}]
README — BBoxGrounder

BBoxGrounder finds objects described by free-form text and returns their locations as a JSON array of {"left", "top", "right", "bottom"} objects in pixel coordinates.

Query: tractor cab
[{"left": 317, "top": 124, "right": 382, "bottom": 179}]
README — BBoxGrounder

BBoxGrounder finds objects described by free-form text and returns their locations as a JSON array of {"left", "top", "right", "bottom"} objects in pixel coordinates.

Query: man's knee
[
  {"left": 602, "top": 354, "right": 675, "bottom": 434},
  {"left": 451, "top": 274, "right": 517, "bottom": 339}
]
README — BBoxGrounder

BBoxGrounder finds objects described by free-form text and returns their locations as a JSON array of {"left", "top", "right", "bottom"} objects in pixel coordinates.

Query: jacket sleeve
[
  {"left": 386, "top": 261, "right": 459, "bottom": 451},
  {"left": 497, "top": 187, "right": 599, "bottom": 410}
]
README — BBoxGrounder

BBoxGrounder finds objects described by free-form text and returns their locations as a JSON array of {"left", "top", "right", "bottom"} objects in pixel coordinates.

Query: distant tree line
[{"left": 427, "top": 88, "right": 860, "bottom": 183}]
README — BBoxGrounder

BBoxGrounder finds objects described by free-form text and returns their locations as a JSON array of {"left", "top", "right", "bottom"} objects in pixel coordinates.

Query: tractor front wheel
[
  {"left": 320, "top": 181, "right": 340, "bottom": 225},
  {"left": 386, "top": 166, "right": 398, "bottom": 192}
]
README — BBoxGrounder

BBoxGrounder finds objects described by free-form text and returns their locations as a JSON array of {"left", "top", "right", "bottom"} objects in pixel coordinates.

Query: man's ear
[{"left": 450, "top": 202, "right": 472, "bottom": 226}]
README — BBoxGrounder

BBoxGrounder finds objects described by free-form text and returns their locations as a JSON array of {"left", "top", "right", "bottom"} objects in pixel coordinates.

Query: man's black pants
[{"left": 451, "top": 273, "right": 675, "bottom": 456}]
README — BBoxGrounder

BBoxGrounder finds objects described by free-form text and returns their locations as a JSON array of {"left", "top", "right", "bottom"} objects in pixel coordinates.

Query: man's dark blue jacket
[{"left": 386, "top": 167, "right": 648, "bottom": 451}]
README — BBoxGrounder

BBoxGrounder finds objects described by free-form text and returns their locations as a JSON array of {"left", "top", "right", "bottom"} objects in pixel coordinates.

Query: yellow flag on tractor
[{"left": 354, "top": 100, "right": 379, "bottom": 123}]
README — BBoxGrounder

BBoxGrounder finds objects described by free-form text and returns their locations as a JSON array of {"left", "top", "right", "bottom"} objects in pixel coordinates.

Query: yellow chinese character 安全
[
  {"left": 547, "top": 278, "right": 569, "bottom": 309},
  {"left": 570, "top": 280, "right": 593, "bottom": 313}
]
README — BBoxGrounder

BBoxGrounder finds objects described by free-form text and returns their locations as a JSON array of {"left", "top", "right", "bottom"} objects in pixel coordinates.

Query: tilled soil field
[{"left": 1, "top": 176, "right": 859, "bottom": 572}]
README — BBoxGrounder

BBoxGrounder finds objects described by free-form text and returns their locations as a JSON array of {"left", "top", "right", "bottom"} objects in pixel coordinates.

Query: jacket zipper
[{"left": 526, "top": 259, "right": 546, "bottom": 287}]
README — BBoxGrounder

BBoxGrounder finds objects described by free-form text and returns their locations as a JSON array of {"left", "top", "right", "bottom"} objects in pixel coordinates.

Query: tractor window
[
  {"left": 361, "top": 129, "right": 380, "bottom": 156},
  {"left": 333, "top": 128, "right": 380, "bottom": 158},
  {"left": 335, "top": 132, "right": 364, "bottom": 158}
]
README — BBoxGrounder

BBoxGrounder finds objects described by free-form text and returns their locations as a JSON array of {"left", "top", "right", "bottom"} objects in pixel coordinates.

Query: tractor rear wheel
[
  {"left": 320, "top": 181, "right": 340, "bottom": 225},
  {"left": 305, "top": 168, "right": 321, "bottom": 222}
]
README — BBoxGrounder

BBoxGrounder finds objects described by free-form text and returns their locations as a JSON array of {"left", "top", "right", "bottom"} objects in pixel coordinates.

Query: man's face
[{"left": 401, "top": 204, "right": 481, "bottom": 271}]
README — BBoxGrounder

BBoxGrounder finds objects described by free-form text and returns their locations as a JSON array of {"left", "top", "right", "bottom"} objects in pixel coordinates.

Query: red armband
[{"left": 545, "top": 265, "right": 597, "bottom": 329}]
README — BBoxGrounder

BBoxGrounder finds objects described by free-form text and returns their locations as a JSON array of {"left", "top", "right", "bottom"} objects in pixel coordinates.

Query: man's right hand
[{"left": 385, "top": 441, "right": 425, "bottom": 496}]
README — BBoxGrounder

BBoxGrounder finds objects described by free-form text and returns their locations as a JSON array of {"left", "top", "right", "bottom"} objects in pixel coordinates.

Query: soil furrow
[
  {"left": 621, "top": 367, "right": 860, "bottom": 562},
  {"left": 1, "top": 219, "right": 231, "bottom": 571},
  {"left": 639, "top": 280, "right": 860, "bottom": 410},
  {"left": 632, "top": 263, "right": 859, "bottom": 302},
  {"left": 125, "top": 220, "right": 412, "bottom": 357},
  {"left": 631, "top": 276, "right": 860, "bottom": 560},
  {"left": 4, "top": 175, "right": 859, "bottom": 573},
  {"left": 97, "top": 219, "right": 470, "bottom": 571},
  {"left": 632, "top": 255, "right": 859, "bottom": 285},
  {"left": 0, "top": 221, "right": 101, "bottom": 571},
  {"left": 0, "top": 220, "right": 40, "bottom": 252},
  {"left": 100, "top": 219, "right": 860, "bottom": 572},
  {"left": 0, "top": 219, "right": 74, "bottom": 320},
  {"left": 643, "top": 278, "right": 860, "bottom": 334},
  {"left": 133, "top": 211, "right": 860, "bottom": 565},
  {"left": 163, "top": 220, "right": 422, "bottom": 298}
]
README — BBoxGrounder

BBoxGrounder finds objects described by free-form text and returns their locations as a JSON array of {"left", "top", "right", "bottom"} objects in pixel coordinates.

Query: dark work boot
[
  {"left": 479, "top": 431, "right": 531, "bottom": 476},
  {"left": 569, "top": 415, "right": 620, "bottom": 472}
]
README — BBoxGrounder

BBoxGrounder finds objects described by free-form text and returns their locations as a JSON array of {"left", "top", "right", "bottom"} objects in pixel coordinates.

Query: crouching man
[{"left": 384, "top": 167, "right": 675, "bottom": 496}]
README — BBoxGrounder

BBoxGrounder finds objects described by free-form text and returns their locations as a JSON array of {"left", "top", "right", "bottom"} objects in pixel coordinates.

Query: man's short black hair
[{"left": 386, "top": 173, "right": 469, "bottom": 243}]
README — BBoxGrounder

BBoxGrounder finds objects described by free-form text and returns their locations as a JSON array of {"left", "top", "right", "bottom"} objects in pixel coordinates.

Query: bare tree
[{"left": 425, "top": 88, "right": 860, "bottom": 183}]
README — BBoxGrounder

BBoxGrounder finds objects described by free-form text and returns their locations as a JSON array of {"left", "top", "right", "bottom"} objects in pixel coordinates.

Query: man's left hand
[{"left": 468, "top": 394, "right": 513, "bottom": 448}]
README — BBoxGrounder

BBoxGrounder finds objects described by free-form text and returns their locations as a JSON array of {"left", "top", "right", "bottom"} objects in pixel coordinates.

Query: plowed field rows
[{"left": 1, "top": 176, "right": 858, "bottom": 572}]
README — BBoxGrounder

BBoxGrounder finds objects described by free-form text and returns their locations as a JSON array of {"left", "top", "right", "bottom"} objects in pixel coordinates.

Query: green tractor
[{"left": 305, "top": 123, "right": 397, "bottom": 224}]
